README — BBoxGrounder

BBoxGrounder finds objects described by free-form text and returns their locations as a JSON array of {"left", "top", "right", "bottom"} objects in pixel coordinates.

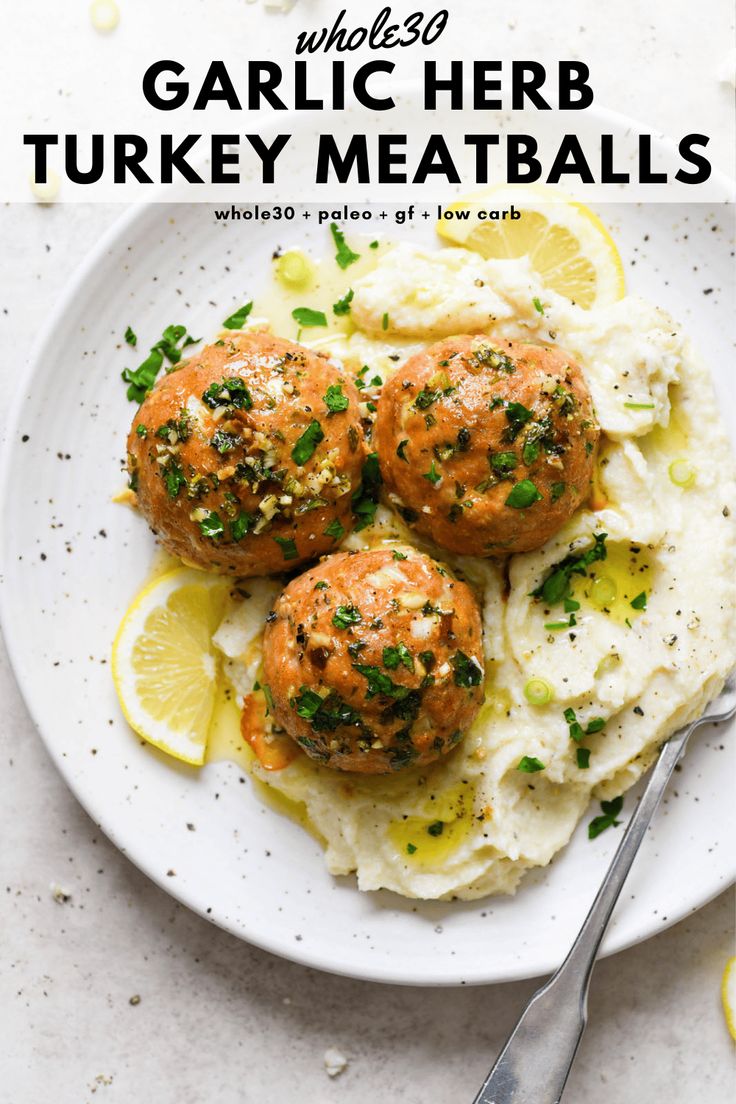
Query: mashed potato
[{"left": 213, "top": 244, "right": 736, "bottom": 900}]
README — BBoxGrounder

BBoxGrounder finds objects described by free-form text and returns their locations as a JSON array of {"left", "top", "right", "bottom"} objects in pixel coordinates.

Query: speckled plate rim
[{"left": 1, "top": 108, "right": 735, "bottom": 987}]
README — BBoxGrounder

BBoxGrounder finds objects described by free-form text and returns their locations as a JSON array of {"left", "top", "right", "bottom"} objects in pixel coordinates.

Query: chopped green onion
[
  {"left": 576, "top": 748, "right": 591, "bottom": 769},
  {"left": 591, "top": 575, "right": 617, "bottom": 607},
  {"left": 668, "top": 458, "right": 696, "bottom": 488},
  {"left": 517, "top": 755, "right": 545, "bottom": 773},
  {"left": 588, "top": 796, "right": 623, "bottom": 839},
  {"left": 524, "top": 678, "right": 554, "bottom": 706},
  {"left": 274, "top": 250, "right": 314, "bottom": 290}
]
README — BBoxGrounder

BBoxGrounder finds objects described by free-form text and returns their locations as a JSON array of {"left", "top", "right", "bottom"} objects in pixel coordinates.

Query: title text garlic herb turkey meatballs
[
  {"left": 262, "top": 547, "right": 485, "bottom": 774},
  {"left": 375, "top": 336, "right": 599, "bottom": 556},
  {"left": 127, "top": 334, "right": 367, "bottom": 575}
]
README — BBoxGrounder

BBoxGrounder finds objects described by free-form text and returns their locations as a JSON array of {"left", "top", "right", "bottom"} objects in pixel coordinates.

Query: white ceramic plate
[{"left": 2, "top": 178, "right": 734, "bottom": 986}]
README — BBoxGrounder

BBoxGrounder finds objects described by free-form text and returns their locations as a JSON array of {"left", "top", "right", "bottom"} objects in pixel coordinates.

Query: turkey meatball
[
  {"left": 127, "top": 333, "right": 367, "bottom": 576},
  {"left": 374, "top": 336, "right": 599, "bottom": 556},
  {"left": 262, "top": 546, "right": 485, "bottom": 774}
]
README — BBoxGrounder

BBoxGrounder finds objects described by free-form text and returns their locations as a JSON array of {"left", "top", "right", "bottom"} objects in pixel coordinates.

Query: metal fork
[{"left": 472, "top": 674, "right": 736, "bottom": 1104}]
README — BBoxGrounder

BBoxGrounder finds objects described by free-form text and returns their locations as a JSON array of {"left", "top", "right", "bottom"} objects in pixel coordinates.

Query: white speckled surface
[{"left": 1, "top": 0, "right": 735, "bottom": 1097}]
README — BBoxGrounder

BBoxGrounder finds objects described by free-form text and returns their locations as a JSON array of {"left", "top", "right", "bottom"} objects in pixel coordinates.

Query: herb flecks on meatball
[
  {"left": 127, "top": 334, "right": 367, "bottom": 576},
  {"left": 262, "top": 547, "right": 485, "bottom": 774},
  {"left": 374, "top": 336, "right": 599, "bottom": 556}
]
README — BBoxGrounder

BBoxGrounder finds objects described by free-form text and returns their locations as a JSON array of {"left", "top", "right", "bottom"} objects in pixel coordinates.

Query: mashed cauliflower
[{"left": 213, "top": 244, "right": 736, "bottom": 900}]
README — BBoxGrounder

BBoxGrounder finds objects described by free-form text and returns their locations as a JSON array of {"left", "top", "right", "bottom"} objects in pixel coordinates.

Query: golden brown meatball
[
  {"left": 374, "top": 336, "right": 599, "bottom": 556},
  {"left": 262, "top": 546, "right": 485, "bottom": 774},
  {"left": 127, "top": 334, "right": 367, "bottom": 575}
]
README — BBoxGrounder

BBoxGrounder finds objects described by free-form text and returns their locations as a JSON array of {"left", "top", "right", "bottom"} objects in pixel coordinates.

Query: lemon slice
[
  {"left": 722, "top": 956, "right": 736, "bottom": 1041},
  {"left": 436, "top": 185, "right": 624, "bottom": 309},
  {"left": 112, "top": 568, "right": 231, "bottom": 765}
]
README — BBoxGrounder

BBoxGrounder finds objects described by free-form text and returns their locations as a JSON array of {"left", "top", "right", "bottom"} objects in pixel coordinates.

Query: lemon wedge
[
  {"left": 112, "top": 568, "right": 231, "bottom": 765},
  {"left": 436, "top": 185, "right": 625, "bottom": 309},
  {"left": 722, "top": 956, "right": 736, "bottom": 1041}
]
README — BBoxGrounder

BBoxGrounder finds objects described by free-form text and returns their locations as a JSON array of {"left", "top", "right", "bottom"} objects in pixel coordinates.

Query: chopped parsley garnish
[
  {"left": 324, "top": 518, "right": 345, "bottom": 541},
  {"left": 623, "top": 401, "right": 655, "bottom": 410},
  {"left": 333, "top": 605, "right": 362, "bottom": 629},
  {"left": 552, "top": 385, "right": 576, "bottom": 416},
  {"left": 392, "top": 549, "right": 407, "bottom": 560},
  {"left": 291, "top": 420, "right": 324, "bottom": 466},
  {"left": 503, "top": 401, "right": 534, "bottom": 440},
  {"left": 230, "top": 512, "right": 253, "bottom": 542},
  {"left": 406, "top": 842, "right": 417, "bottom": 854},
  {"left": 222, "top": 301, "right": 253, "bottom": 330},
  {"left": 564, "top": 708, "right": 606, "bottom": 742},
  {"left": 157, "top": 324, "right": 199, "bottom": 366},
  {"left": 382, "top": 312, "right": 389, "bottom": 331},
  {"left": 490, "top": 451, "right": 518, "bottom": 474},
  {"left": 297, "top": 689, "right": 363, "bottom": 733},
  {"left": 522, "top": 440, "right": 540, "bottom": 466},
  {"left": 423, "top": 460, "right": 441, "bottom": 485},
  {"left": 323, "top": 383, "right": 349, "bottom": 413},
  {"left": 163, "top": 461, "right": 186, "bottom": 499},
  {"left": 532, "top": 297, "right": 544, "bottom": 315},
  {"left": 414, "top": 388, "right": 443, "bottom": 410},
  {"left": 576, "top": 748, "right": 591, "bottom": 769},
  {"left": 293, "top": 688, "right": 322, "bottom": 719},
  {"left": 588, "top": 796, "right": 624, "bottom": 840},
  {"left": 383, "top": 643, "right": 414, "bottom": 672},
  {"left": 531, "top": 532, "right": 608, "bottom": 605},
  {"left": 124, "top": 325, "right": 137, "bottom": 347},
  {"left": 456, "top": 427, "right": 471, "bottom": 451},
  {"left": 332, "top": 289, "right": 354, "bottom": 316},
  {"left": 630, "top": 591, "right": 648, "bottom": 610},
  {"left": 397, "top": 439, "right": 409, "bottom": 462},
  {"left": 352, "top": 452, "right": 382, "bottom": 531},
  {"left": 551, "top": 481, "right": 566, "bottom": 502},
  {"left": 198, "top": 511, "right": 224, "bottom": 540},
  {"left": 450, "top": 651, "right": 483, "bottom": 688},
  {"left": 427, "top": 821, "right": 444, "bottom": 837},
  {"left": 314, "top": 580, "right": 328, "bottom": 590},
  {"left": 292, "top": 307, "right": 327, "bottom": 328},
  {"left": 202, "top": 377, "right": 253, "bottom": 410},
  {"left": 274, "top": 536, "right": 298, "bottom": 560},
  {"left": 505, "top": 479, "right": 542, "bottom": 509},
  {"left": 330, "top": 223, "right": 360, "bottom": 269},
  {"left": 517, "top": 756, "right": 545, "bottom": 773},
  {"left": 369, "top": 240, "right": 379, "bottom": 249},
  {"left": 135, "top": 424, "right": 147, "bottom": 438},
  {"left": 122, "top": 324, "right": 199, "bottom": 403},
  {"left": 352, "top": 664, "right": 411, "bottom": 701},
  {"left": 211, "top": 429, "right": 240, "bottom": 454}
]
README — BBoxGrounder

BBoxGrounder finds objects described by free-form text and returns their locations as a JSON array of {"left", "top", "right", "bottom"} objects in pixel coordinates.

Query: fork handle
[{"left": 472, "top": 717, "right": 697, "bottom": 1104}]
